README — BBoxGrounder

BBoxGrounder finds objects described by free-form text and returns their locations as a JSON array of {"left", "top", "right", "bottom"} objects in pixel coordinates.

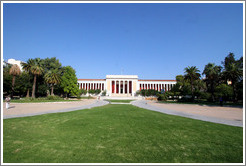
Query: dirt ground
[
  {"left": 148, "top": 101, "right": 243, "bottom": 121},
  {"left": 3, "top": 99, "right": 96, "bottom": 117}
]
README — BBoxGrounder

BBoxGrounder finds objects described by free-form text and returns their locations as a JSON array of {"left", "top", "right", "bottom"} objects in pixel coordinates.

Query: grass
[
  {"left": 105, "top": 99, "right": 134, "bottom": 103},
  {"left": 158, "top": 100, "right": 243, "bottom": 107},
  {"left": 9, "top": 97, "right": 93, "bottom": 103},
  {"left": 3, "top": 104, "right": 243, "bottom": 163}
]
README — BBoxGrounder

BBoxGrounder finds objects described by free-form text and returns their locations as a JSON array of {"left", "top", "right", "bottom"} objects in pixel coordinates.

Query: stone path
[
  {"left": 3, "top": 100, "right": 109, "bottom": 119},
  {"left": 131, "top": 100, "right": 243, "bottom": 127}
]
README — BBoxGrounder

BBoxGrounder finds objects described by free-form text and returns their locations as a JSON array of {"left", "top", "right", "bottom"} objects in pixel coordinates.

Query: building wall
[
  {"left": 77, "top": 75, "right": 176, "bottom": 96},
  {"left": 7, "top": 59, "right": 25, "bottom": 71}
]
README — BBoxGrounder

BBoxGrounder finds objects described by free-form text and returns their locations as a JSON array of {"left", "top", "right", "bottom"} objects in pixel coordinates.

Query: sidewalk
[
  {"left": 131, "top": 100, "right": 243, "bottom": 127},
  {"left": 3, "top": 100, "right": 109, "bottom": 119}
]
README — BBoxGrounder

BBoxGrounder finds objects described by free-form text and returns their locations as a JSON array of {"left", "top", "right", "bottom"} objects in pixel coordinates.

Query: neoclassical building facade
[{"left": 78, "top": 75, "right": 176, "bottom": 96}]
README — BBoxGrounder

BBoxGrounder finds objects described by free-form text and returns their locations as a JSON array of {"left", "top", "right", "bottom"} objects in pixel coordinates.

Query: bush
[
  {"left": 140, "top": 89, "right": 159, "bottom": 97},
  {"left": 80, "top": 89, "right": 87, "bottom": 95},
  {"left": 95, "top": 89, "right": 101, "bottom": 95},
  {"left": 178, "top": 96, "right": 193, "bottom": 102},
  {"left": 88, "top": 89, "right": 95, "bottom": 94},
  {"left": 46, "top": 95, "right": 62, "bottom": 100},
  {"left": 101, "top": 90, "right": 106, "bottom": 96},
  {"left": 157, "top": 94, "right": 168, "bottom": 101}
]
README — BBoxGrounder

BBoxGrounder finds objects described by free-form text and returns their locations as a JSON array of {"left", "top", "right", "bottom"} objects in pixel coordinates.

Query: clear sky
[{"left": 3, "top": 2, "right": 243, "bottom": 79}]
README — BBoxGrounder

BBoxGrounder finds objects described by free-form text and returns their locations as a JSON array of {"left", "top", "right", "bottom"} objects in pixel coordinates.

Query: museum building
[{"left": 77, "top": 75, "right": 176, "bottom": 96}]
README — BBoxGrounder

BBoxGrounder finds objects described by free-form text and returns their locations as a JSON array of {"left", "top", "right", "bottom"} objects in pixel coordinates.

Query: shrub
[
  {"left": 157, "top": 94, "right": 168, "bottom": 101},
  {"left": 95, "top": 89, "right": 101, "bottom": 95},
  {"left": 88, "top": 89, "right": 95, "bottom": 94},
  {"left": 135, "top": 90, "right": 140, "bottom": 96},
  {"left": 101, "top": 90, "right": 106, "bottom": 96},
  {"left": 47, "top": 95, "right": 62, "bottom": 100},
  {"left": 178, "top": 96, "right": 193, "bottom": 102},
  {"left": 140, "top": 89, "right": 159, "bottom": 97},
  {"left": 80, "top": 89, "right": 87, "bottom": 95}
]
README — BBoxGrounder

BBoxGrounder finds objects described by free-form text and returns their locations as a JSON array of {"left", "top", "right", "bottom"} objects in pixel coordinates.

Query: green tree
[
  {"left": 171, "top": 75, "right": 191, "bottom": 97},
  {"left": 41, "top": 57, "right": 62, "bottom": 72},
  {"left": 21, "top": 58, "right": 44, "bottom": 98},
  {"left": 222, "top": 53, "right": 243, "bottom": 101},
  {"left": 44, "top": 69, "right": 61, "bottom": 96},
  {"left": 14, "top": 71, "right": 33, "bottom": 97},
  {"left": 202, "top": 63, "right": 222, "bottom": 101},
  {"left": 60, "top": 66, "right": 79, "bottom": 97},
  {"left": 3, "top": 64, "right": 12, "bottom": 95},
  {"left": 215, "top": 84, "right": 233, "bottom": 102},
  {"left": 9, "top": 64, "right": 21, "bottom": 98},
  {"left": 184, "top": 66, "right": 201, "bottom": 100}
]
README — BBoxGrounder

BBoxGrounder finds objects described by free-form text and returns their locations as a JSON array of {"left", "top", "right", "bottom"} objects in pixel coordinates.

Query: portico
[{"left": 106, "top": 75, "right": 138, "bottom": 96}]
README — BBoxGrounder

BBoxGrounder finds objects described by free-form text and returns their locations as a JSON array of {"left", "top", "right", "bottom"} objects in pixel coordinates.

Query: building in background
[
  {"left": 6, "top": 58, "right": 25, "bottom": 71},
  {"left": 78, "top": 75, "right": 176, "bottom": 97}
]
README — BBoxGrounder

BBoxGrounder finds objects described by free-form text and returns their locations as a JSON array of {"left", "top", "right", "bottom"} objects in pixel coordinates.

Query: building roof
[{"left": 78, "top": 78, "right": 176, "bottom": 82}]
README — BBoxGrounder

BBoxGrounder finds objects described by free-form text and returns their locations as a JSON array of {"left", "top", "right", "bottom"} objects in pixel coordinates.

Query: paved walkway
[
  {"left": 3, "top": 99, "right": 243, "bottom": 127},
  {"left": 3, "top": 100, "right": 109, "bottom": 119},
  {"left": 131, "top": 100, "right": 243, "bottom": 127}
]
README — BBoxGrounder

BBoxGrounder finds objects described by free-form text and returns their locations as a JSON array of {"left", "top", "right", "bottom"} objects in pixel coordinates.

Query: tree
[
  {"left": 3, "top": 64, "right": 12, "bottom": 95},
  {"left": 21, "top": 58, "right": 44, "bottom": 98},
  {"left": 9, "top": 64, "right": 21, "bottom": 98},
  {"left": 171, "top": 75, "right": 191, "bottom": 97},
  {"left": 202, "top": 63, "right": 222, "bottom": 101},
  {"left": 184, "top": 66, "right": 201, "bottom": 100},
  {"left": 60, "top": 66, "right": 79, "bottom": 97},
  {"left": 215, "top": 84, "right": 233, "bottom": 102},
  {"left": 41, "top": 57, "right": 62, "bottom": 72},
  {"left": 44, "top": 69, "right": 61, "bottom": 96},
  {"left": 222, "top": 53, "right": 243, "bottom": 101},
  {"left": 14, "top": 71, "right": 33, "bottom": 97}
]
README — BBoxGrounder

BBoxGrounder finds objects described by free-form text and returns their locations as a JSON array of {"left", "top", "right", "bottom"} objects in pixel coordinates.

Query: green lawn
[
  {"left": 105, "top": 99, "right": 134, "bottom": 103},
  {"left": 3, "top": 104, "right": 243, "bottom": 163},
  {"left": 9, "top": 97, "right": 93, "bottom": 103}
]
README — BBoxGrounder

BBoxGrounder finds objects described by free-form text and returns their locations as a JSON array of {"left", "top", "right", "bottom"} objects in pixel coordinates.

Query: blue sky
[{"left": 3, "top": 3, "right": 243, "bottom": 79}]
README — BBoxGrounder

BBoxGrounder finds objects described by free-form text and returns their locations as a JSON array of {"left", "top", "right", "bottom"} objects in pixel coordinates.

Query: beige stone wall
[
  {"left": 132, "top": 80, "right": 137, "bottom": 92},
  {"left": 107, "top": 80, "right": 111, "bottom": 92}
]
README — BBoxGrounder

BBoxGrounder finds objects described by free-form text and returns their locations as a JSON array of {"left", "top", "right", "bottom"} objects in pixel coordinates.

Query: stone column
[
  {"left": 118, "top": 80, "right": 120, "bottom": 94},
  {"left": 131, "top": 81, "right": 133, "bottom": 96},
  {"left": 127, "top": 80, "right": 129, "bottom": 96},
  {"left": 114, "top": 80, "right": 116, "bottom": 94},
  {"left": 123, "top": 80, "right": 125, "bottom": 94}
]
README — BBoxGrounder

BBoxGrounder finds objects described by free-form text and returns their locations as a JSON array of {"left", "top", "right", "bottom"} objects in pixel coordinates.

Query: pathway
[
  {"left": 3, "top": 100, "right": 109, "bottom": 119},
  {"left": 131, "top": 100, "right": 243, "bottom": 127}
]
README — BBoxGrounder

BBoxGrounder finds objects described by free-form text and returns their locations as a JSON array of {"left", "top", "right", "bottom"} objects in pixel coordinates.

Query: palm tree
[
  {"left": 9, "top": 64, "right": 21, "bottom": 98},
  {"left": 21, "top": 58, "right": 44, "bottom": 98},
  {"left": 184, "top": 66, "right": 201, "bottom": 100},
  {"left": 222, "top": 63, "right": 242, "bottom": 101},
  {"left": 203, "top": 63, "right": 222, "bottom": 101},
  {"left": 44, "top": 69, "right": 61, "bottom": 96},
  {"left": 222, "top": 53, "right": 243, "bottom": 101}
]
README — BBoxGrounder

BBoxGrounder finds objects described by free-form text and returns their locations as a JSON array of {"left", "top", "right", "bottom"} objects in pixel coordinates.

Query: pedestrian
[
  {"left": 5, "top": 95, "right": 11, "bottom": 109},
  {"left": 219, "top": 97, "right": 223, "bottom": 107}
]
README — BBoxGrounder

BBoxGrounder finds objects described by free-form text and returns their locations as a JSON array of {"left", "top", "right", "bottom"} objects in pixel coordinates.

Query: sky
[{"left": 3, "top": 2, "right": 244, "bottom": 79}]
